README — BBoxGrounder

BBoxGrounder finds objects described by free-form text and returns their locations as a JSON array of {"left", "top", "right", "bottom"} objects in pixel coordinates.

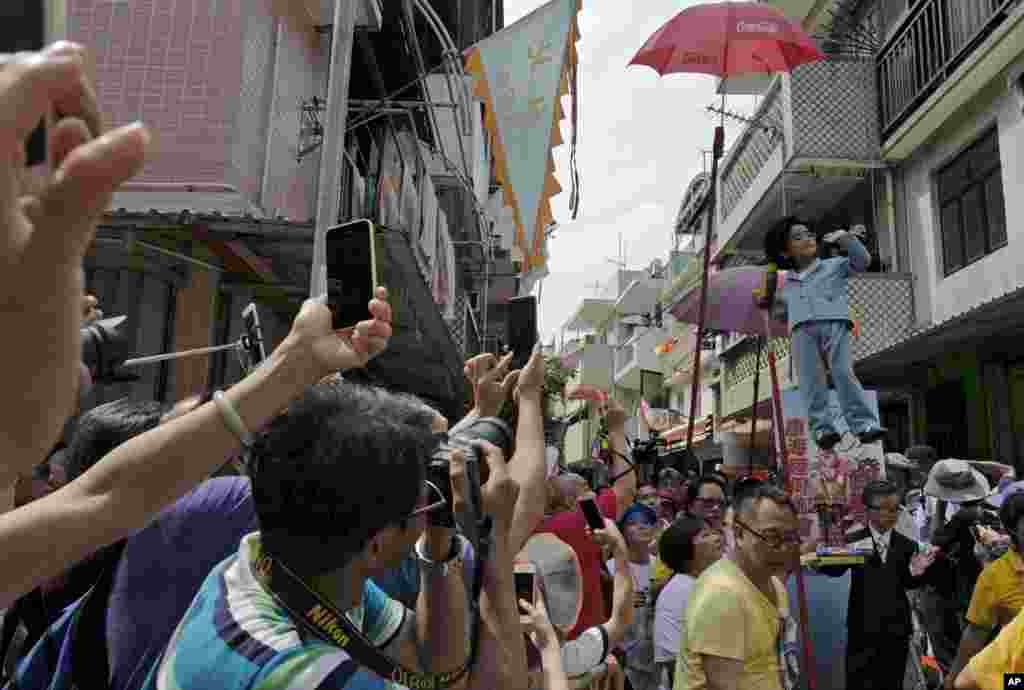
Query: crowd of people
[{"left": 2, "top": 40, "right": 1024, "bottom": 690}]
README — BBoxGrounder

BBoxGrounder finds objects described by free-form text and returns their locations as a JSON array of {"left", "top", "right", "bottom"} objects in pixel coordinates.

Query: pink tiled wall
[
  {"left": 70, "top": 0, "right": 243, "bottom": 184},
  {"left": 70, "top": 0, "right": 324, "bottom": 220}
]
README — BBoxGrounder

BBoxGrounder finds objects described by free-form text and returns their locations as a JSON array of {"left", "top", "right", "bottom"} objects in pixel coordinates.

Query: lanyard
[{"left": 251, "top": 526, "right": 489, "bottom": 690}]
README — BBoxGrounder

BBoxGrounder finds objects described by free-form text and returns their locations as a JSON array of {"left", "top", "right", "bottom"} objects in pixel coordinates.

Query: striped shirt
[{"left": 142, "top": 533, "right": 407, "bottom": 690}]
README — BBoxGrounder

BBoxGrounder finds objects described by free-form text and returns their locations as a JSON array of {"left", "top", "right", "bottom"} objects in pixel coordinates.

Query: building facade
[
  {"left": 72, "top": 0, "right": 509, "bottom": 420},
  {"left": 694, "top": 0, "right": 1024, "bottom": 469}
]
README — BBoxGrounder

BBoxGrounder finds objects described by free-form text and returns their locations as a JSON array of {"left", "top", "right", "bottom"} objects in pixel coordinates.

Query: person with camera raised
[
  {"left": 137, "top": 377, "right": 529, "bottom": 690},
  {"left": 536, "top": 397, "right": 635, "bottom": 643}
]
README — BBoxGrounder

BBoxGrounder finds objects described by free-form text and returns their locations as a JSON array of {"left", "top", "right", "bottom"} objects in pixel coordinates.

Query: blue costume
[{"left": 771, "top": 234, "right": 882, "bottom": 444}]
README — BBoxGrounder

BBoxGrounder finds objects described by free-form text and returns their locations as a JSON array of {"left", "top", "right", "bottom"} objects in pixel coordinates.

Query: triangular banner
[{"left": 466, "top": 0, "right": 580, "bottom": 269}]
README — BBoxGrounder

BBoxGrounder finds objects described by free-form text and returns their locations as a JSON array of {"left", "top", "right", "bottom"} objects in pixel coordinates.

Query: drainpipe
[
  {"left": 311, "top": 0, "right": 358, "bottom": 297},
  {"left": 261, "top": 19, "right": 284, "bottom": 217}
]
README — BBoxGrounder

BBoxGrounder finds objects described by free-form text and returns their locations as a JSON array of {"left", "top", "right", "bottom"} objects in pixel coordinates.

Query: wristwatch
[{"left": 414, "top": 534, "right": 462, "bottom": 577}]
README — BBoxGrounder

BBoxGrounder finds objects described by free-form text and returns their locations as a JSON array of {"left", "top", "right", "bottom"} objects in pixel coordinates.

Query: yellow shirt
[
  {"left": 963, "top": 608, "right": 1024, "bottom": 690},
  {"left": 674, "top": 558, "right": 789, "bottom": 690},
  {"left": 966, "top": 548, "right": 1024, "bottom": 630},
  {"left": 652, "top": 556, "right": 674, "bottom": 591}
]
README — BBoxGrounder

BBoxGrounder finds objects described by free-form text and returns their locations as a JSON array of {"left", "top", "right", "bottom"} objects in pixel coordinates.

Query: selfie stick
[{"left": 122, "top": 341, "right": 243, "bottom": 368}]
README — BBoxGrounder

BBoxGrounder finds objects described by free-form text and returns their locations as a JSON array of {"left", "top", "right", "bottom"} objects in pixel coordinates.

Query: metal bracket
[
  {"left": 297, "top": 97, "right": 326, "bottom": 162},
  {"left": 705, "top": 104, "right": 782, "bottom": 141}
]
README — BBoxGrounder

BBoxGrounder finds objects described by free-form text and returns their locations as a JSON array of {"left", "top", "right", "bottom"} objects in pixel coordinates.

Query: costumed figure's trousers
[{"left": 792, "top": 320, "right": 879, "bottom": 439}]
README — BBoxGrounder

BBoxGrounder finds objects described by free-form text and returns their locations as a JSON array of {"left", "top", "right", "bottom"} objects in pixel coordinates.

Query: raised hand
[
  {"left": 287, "top": 286, "right": 392, "bottom": 381},
  {"left": 0, "top": 42, "right": 150, "bottom": 477},
  {"left": 465, "top": 352, "right": 517, "bottom": 417}
]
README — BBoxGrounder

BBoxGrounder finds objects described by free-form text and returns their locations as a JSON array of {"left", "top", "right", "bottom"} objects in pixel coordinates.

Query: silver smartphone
[{"left": 1, "top": 0, "right": 67, "bottom": 166}]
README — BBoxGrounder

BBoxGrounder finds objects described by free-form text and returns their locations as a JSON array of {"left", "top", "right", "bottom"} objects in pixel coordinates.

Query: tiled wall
[
  {"left": 70, "top": 0, "right": 323, "bottom": 219},
  {"left": 70, "top": 0, "right": 243, "bottom": 183}
]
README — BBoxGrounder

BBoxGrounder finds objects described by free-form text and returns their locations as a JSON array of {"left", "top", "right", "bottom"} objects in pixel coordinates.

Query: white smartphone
[
  {"left": 514, "top": 562, "right": 537, "bottom": 616},
  {"left": 1, "top": 0, "right": 67, "bottom": 167}
]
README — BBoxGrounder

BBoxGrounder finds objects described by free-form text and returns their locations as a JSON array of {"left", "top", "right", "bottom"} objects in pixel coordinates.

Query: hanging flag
[{"left": 465, "top": 0, "right": 580, "bottom": 268}]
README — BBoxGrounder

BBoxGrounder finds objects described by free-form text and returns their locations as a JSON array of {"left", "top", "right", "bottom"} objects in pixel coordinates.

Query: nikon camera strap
[{"left": 251, "top": 523, "right": 490, "bottom": 690}]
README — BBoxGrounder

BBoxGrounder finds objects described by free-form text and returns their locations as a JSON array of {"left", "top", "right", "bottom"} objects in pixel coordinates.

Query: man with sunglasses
[
  {"left": 817, "top": 479, "right": 937, "bottom": 690},
  {"left": 676, "top": 480, "right": 802, "bottom": 690}
]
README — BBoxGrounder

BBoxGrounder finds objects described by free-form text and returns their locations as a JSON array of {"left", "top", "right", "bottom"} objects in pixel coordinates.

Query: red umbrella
[
  {"left": 629, "top": 2, "right": 823, "bottom": 77},
  {"left": 628, "top": 7, "right": 823, "bottom": 688}
]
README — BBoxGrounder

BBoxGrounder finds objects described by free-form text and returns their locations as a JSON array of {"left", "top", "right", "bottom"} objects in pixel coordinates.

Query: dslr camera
[{"left": 426, "top": 417, "right": 512, "bottom": 528}]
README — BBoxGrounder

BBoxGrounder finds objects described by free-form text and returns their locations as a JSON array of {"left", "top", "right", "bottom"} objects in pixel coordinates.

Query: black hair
[
  {"left": 733, "top": 479, "right": 797, "bottom": 519},
  {"left": 65, "top": 399, "right": 166, "bottom": 482},
  {"left": 250, "top": 380, "right": 435, "bottom": 576},
  {"left": 687, "top": 474, "right": 727, "bottom": 504},
  {"left": 763, "top": 216, "right": 815, "bottom": 270},
  {"left": 999, "top": 493, "right": 1024, "bottom": 544},
  {"left": 862, "top": 479, "right": 901, "bottom": 509},
  {"left": 659, "top": 515, "right": 706, "bottom": 573}
]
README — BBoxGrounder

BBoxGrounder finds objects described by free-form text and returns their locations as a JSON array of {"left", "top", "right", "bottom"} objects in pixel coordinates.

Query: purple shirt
[{"left": 105, "top": 477, "right": 257, "bottom": 690}]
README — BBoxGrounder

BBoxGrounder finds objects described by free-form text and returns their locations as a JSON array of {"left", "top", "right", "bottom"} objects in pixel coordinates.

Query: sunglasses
[
  {"left": 405, "top": 479, "right": 448, "bottom": 521},
  {"left": 734, "top": 517, "right": 801, "bottom": 550}
]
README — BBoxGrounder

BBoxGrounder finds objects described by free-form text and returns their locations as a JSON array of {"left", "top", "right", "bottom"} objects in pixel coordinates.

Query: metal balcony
[
  {"left": 878, "top": 0, "right": 1023, "bottom": 140},
  {"left": 717, "top": 273, "right": 915, "bottom": 417},
  {"left": 715, "top": 58, "right": 882, "bottom": 255},
  {"left": 614, "top": 330, "right": 665, "bottom": 390}
]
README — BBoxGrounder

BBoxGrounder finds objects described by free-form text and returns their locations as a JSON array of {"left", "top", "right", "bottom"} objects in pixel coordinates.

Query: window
[{"left": 936, "top": 128, "right": 1007, "bottom": 276}]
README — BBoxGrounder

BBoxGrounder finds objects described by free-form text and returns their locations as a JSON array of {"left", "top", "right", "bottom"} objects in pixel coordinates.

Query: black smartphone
[
  {"left": 513, "top": 564, "right": 536, "bottom": 615},
  {"left": 0, "top": 0, "right": 65, "bottom": 166},
  {"left": 505, "top": 295, "right": 537, "bottom": 370},
  {"left": 325, "top": 220, "right": 378, "bottom": 330},
  {"left": 578, "top": 496, "right": 605, "bottom": 531},
  {"left": 241, "top": 303, "right": 267, "bottom": 371}
]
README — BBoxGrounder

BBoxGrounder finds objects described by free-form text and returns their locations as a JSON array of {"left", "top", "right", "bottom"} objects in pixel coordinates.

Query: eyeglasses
[
  {"left": 733, "top": 517, "right": 801, "bottom": 550},
  {"left": 865, "top": 504, "right": 901, "bottom": 516},
  {"left": 789, "top": 225, "right": 815, "bottom": 241},
  {"left": 405, "top": 479, "right": 448, "bottom": 520},
  {"left": 692, "top": 497, "right": 727, "bottom": 511}
]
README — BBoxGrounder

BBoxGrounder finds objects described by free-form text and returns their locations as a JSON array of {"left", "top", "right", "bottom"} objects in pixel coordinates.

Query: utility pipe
[{"left": 311, "top": 0, "right": 358, "bottom": 298}]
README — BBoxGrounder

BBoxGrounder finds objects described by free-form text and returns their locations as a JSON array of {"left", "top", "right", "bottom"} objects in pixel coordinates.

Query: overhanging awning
[
  {"left": 857, "top": 284, "right": 1024, "bottom": 387},
  {"left": 99, "top": 215, "right": 467, "bottom": 420}
]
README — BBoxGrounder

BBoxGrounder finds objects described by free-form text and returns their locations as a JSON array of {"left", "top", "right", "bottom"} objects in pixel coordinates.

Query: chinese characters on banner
[{"left": 780, "top": 390, "right": 885, "bottom": 544}]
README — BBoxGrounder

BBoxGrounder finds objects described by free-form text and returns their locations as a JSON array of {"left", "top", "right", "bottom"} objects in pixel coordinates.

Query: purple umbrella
[{"left": 669, "top": 266, "right": 789, "bottom": 337}]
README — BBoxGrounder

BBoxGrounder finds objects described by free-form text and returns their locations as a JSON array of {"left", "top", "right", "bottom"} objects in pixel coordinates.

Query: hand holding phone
[
  {"left": 514, "top": 562, "right": 537, "bottom": 616},
  {"left": 325, "top": 220, "right": 379, "bottom": 329},
  {"left": 578, "top": 496, "right": 605, "bottom": 531}
]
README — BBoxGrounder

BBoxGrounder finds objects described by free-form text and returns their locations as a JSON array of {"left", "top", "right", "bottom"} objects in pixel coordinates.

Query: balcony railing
[
  {"left": 716, "top": 273, "right": 915, "bottom": 417},
  {"left": 717, "top": 57, "right": 880, "bottom": 231},
  {"left": 615, "top": 341, "right": 637, "bottom": 375},
  {"left": 878, "top": 0, "right": 1022, "bottom": 137}
]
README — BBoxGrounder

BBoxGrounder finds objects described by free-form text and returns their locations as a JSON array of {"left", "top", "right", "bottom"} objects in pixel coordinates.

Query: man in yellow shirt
[
  {"left": 955, "top": 609, "right": 1024, "bottom": 690},
  {"left": 675, "top": 480, "right": 801, "bottom": 690},
  {"left": 946, "top": 491, "right": 1024, "bottom": 689}
]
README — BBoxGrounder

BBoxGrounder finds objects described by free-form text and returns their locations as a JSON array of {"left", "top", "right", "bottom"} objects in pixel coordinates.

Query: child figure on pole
[{"left": 757, "top": 216, "right": 886, "bottom": 452}]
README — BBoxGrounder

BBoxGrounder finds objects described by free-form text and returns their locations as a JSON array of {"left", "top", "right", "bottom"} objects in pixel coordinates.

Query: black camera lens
[{"left": 426, "top": 417, "right": 513, "bottom": 527}]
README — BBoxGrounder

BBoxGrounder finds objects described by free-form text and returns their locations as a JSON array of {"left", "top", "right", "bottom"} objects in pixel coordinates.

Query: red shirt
[{"left": 535, "top": 488, "right": 620, "bottom": 640}]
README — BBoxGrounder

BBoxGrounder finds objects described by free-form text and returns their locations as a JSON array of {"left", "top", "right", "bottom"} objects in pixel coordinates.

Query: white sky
[{"left": 502, "top": 0, "right": 757, "bottom": 343}]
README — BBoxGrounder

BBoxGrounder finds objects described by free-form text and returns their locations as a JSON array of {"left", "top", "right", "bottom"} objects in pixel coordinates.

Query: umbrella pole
[
  {"left": 762, "top": 311, "right": 817, "bottom": 690},
  {"left": 684, "top": 126, "right": 726, "bottom": 471},
  {"left": 747, "top": 335, "right": 765, "bottom": 477}
]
